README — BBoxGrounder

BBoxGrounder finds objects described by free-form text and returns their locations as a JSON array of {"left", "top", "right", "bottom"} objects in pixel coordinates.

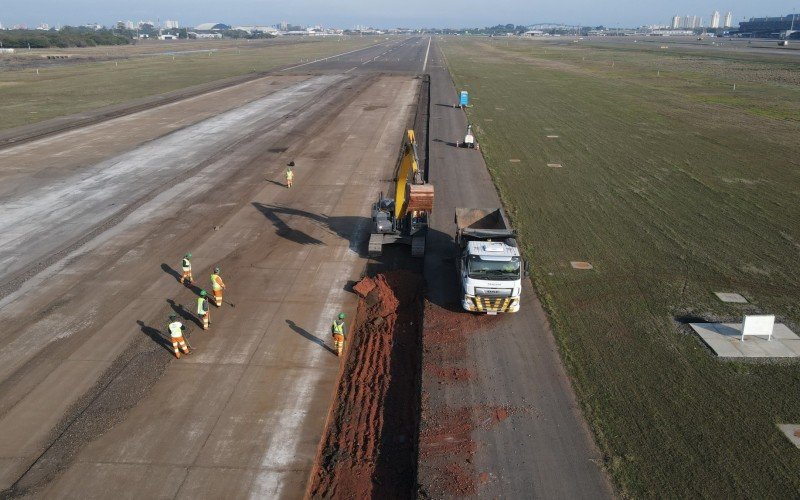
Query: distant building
[
  {"left": 164, "top": 20, "right": 179, "bottom": 29},
  {"left": 710, "top": 11, "right": 720, "bottom": 28},
  {"left": 83, "top": 22, "right": 103, "bottom": 30},
  {"left": 116, "top": 20, "right": 135, "bottom": 30},
  {"left": 194, "top": 23, "right": 230, "bottom": 31},
  {"left": 739, "top": 14, "right": 798, "bottom": 37},
  {"left": 158, "top": 33, "right": 178, "bottom": 40},
  {"left": 671, "top": 16, "right": 681, "bottom": 29},
  {"left": 232, "top": 25, "right": 279, "bottom": 35},
  {"left": 724, "top": 12, "right": 733, "bottom": 28},
  {"left": 36, "top": 23, "right": 50, "bottom": 30}
]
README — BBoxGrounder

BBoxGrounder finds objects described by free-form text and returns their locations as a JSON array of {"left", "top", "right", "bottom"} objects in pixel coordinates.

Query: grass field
[
  {"left": 440, "top": 37, "right": 800, "bottom": 497},
  {"left": 0, "top": 37, "right": 378, "bottom": 131}
]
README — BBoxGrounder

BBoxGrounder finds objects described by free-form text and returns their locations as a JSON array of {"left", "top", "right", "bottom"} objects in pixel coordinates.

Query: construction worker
[
  {"left": 197, "top": 290, "right": 210, "bottom": 330},
  {"left": 210, "top": 267, "right": 226, "bottom": 307},
  {"left": 168, "top": 314, "right": 190, "bottom": 358},
  {"left": 331, "top": 312, "right": 346, "bottom": 357},
  {"left": 286, "top": 161, "right": 295, "bottom": 188},
  {"left": 180, "top": 252, "right": 193, "bottom": 284}
]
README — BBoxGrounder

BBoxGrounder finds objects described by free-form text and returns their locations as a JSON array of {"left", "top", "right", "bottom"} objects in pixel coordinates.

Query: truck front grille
[{"left": 470, "top": 296, "right": 518, "bottom": 313}]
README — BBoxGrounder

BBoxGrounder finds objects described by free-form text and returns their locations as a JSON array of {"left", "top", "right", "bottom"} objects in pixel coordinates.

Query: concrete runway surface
[
  {"left": 0, "top": 39, "right": 422, "bottom": 497},
  {"left": 0, "top": 36, "right": 611, "bottom": 498}
]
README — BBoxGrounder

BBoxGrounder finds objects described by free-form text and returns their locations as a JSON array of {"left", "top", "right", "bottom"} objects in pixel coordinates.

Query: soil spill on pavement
[{"left": 308, "top": 271, "right": 423, "bottom": 499}]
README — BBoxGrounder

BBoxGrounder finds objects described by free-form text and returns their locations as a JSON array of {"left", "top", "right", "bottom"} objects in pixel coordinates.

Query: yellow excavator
[{"left": 369, "top": 129, "right": 434, "bottom": 257}]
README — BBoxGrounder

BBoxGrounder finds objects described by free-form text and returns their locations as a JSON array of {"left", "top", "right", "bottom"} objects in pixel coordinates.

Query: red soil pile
[{"left": 308, "top": 271, "right": 423, "bottom": 499}]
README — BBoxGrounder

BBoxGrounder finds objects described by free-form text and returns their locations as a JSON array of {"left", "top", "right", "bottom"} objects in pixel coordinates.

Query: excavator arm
[{"left": 394, "top": 130, "right": 433, "bottom": 220}]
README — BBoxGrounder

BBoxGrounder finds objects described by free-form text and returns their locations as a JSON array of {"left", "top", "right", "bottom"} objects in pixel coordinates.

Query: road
[
  {"left": 0, "top": 38, "right": 423, "bottom": 497},
  {"left": 418, "top": 40, "right": 613, "bottom": 497},
  {"left": 0, "top": 34, "right": 610, "bottom": 498}
]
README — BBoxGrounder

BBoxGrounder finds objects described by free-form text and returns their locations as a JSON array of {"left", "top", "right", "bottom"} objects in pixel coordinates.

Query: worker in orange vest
[
  {"left": 168, "top": 314, "right": 190, "bottom": 358},
  {"left": 180, "top": 252, "right": 193, "bottom": 284},
  {"left": 210, "top": 267, "right": 226, "bottom": 307},
  {"left": 286, "top": 161, "right": 295, "bottom": 188},
  {"left": 331, "top": 312, "right": 346, "bottom": 357},
  {"left": 197, "top": 290, "right": 210, "bottom": 330}
]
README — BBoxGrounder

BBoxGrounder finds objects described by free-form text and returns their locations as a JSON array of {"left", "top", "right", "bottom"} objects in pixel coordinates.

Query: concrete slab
[
  {"left": 689, "top": 322, "right": 800, "bottom": 358},
  {"left": 714, "top": 292, "right": 748, "bottom": 303},
  {"left": 38, "top": 462, "right": 187, "bottom": 499},
  {"left": 777, "top": 424, "right": 800, "bottom": 449}
]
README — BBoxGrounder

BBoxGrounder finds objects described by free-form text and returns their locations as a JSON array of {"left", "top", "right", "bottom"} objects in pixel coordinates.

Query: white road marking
[
  {"left": 280, "top": 42, "right": 386, "bottom": 71},
  {"left": 423, "top": 36, "right": 432, "bottom": 72}
]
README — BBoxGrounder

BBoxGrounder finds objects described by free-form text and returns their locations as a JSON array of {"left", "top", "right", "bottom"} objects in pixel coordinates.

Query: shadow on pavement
[
  {"left": 252, "top": 202, "right": 371, "bottom": 256},
  {"left": 264, "top": 179, "right": 287, "bottom": 188},
  {"left": 432, "top": 138, "right": 459, "bottom": 148},
  {"left": 167, "top": 298, "right": 202, "bottom": 328},
  {"left": 136, "top": 320, "right": 173, "bottom": 354},
  {"left": 161, "top": 263, "right": 203, "bottom": 296},
  {"left": 286, "top": 319, "right": 337, "bottom": 356}
]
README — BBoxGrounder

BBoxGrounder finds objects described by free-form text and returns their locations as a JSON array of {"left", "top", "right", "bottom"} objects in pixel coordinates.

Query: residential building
[
  {"left": 164, "top": 20, "right": 179, "bottom": 29},
  {"left": 710, "top": 11, "right": 720, "bottom": 28},
  {"left": 724, "top": 12, "right": 733, "bottom": 28},
  {"left": 671, "top": 16, "right": 681, "bottom": 29}
]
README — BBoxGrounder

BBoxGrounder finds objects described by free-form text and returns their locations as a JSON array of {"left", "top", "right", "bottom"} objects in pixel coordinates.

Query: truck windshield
[{"left": 467, "top": 256, "right": 520, "bottom": 280}]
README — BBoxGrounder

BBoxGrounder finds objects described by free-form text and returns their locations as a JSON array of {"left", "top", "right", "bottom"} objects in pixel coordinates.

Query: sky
[{"left": 2, "top": 0, "right": 798, "bottom": 29}]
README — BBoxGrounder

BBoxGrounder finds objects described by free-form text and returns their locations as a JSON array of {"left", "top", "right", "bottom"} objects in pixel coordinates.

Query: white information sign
[{"left": 741, "top": 315, "right": 775, "bottom": 342}]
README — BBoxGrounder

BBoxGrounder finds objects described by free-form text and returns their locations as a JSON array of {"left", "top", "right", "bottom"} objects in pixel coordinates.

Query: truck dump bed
[{"left": 455, "top": 208, "right": 516, "bottom": 240}]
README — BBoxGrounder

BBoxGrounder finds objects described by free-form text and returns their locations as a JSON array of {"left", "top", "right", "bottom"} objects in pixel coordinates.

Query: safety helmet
[
  {"left": 185, "top": 252, "right": 192, "bottom": 258},
  {"left": 200, "top": 290, "right": 207, "bottom": 297},
  {"left": 169, "top": 314, "right": 177, "bottom": 320},
  {"left": 214, "top": 267, "right": 220, "bottom": 273},
  {"left": 338, "top": 312, "right": 345, "bottom": 319}
]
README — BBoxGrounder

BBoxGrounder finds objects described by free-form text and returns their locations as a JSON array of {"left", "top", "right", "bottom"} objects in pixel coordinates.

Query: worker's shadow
[
  {"left": 136, "top": 320, "right": 174, "bottom": 354},
  {"left": 265, "top": 179, "right": 287, "bottom": 188},
  {"left": 432, "top": 138, "right": 459, "bottom": 148},
  {"left": 161, "top": 264, "right": 203, "bottom": 295},
  {"left": 167, "top": 299, "right": 203, "bottom": 328},
  {"left": 285, "top": 319, "right": 337, "bottom": 356}
]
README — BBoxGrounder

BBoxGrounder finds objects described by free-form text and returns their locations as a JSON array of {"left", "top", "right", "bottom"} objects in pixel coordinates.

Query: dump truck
[
  {"left": 369, "top": 130, "right": 434, "bottom": 257},
  {"left": 455, "top": 208, "right": 522, "bottom": 314}
]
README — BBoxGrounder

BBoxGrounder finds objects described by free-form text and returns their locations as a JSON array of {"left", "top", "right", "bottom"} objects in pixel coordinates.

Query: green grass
[
  {"left": 441, "top": 37, "right": 800, "bottom": 497},
  {"left": 0, "top": 37, "right": 377, "bottom": 131}
]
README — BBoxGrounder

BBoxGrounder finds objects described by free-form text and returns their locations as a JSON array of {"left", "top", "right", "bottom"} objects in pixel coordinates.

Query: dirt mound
[{"left": 308, "top": 271, "right": 423, "bottom": 499}]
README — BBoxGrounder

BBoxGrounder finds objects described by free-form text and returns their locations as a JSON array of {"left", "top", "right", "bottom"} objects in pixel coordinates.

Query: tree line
[{"left": 0, "top": 27, "right": 130, "bottom": 48}]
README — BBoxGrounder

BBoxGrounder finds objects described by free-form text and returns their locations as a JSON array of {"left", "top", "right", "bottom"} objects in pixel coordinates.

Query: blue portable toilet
[{"left": 459, "top": 91, "right": 469, "bottom": 107}]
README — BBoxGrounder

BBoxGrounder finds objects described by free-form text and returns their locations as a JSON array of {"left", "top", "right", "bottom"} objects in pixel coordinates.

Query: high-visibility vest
[
  {"left": 182, "top": 258, "right": 191, "bottom": 271},
  {"left": 197, "top": 297, "right": 208, "bottom": 315},
  {"left": 286, "top": 170, "right": 294, "bottom": 180},
  {"left": 332, "top": 320, "right": 345, "bottom": 336},
  {"left": 211, "top": 274, "right": 223, "bottom": 291},
  {"left": 168, "top": 321, "right": 184, "bottom": 338}
]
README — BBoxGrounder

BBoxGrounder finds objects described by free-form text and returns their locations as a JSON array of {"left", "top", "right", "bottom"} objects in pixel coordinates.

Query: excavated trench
[{"left": 307, "top": 271, "right": 424, "bottom": 498}]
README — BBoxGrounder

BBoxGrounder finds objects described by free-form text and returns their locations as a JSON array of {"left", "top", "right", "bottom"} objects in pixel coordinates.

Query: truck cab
[{"left": 455, "top": 208, "right": 522, "bottom": 314}]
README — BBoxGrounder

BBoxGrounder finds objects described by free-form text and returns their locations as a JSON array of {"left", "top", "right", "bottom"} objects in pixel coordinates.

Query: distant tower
[
  {"left": 710, "top": 11, "right": 720, "bottom": 28},
  {"left": 724, "top": 12, "right": 733, "bottom": 28},
  {"left": 671, "top": 15, "right": 681, "bottom": 29}
]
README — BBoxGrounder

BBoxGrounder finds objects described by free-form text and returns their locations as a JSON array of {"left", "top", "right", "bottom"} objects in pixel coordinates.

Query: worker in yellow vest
[
  {"left": 180, "top": 252, "right": 193, "bottom": 284},
  {"left": 168, "top": 314, "right": 190, "bottom": 358},
  {"left": 286, "top": 161, "right": 295, "bottom": 188},
  {"left": 210, "top": 267, "right": 226, "bottom": 307},
  {"left": 331, "top": 312, "right": 346, "bottom": 357},
  {"left": 197, "top": 290, "right": 210, "bottom": 330}
]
